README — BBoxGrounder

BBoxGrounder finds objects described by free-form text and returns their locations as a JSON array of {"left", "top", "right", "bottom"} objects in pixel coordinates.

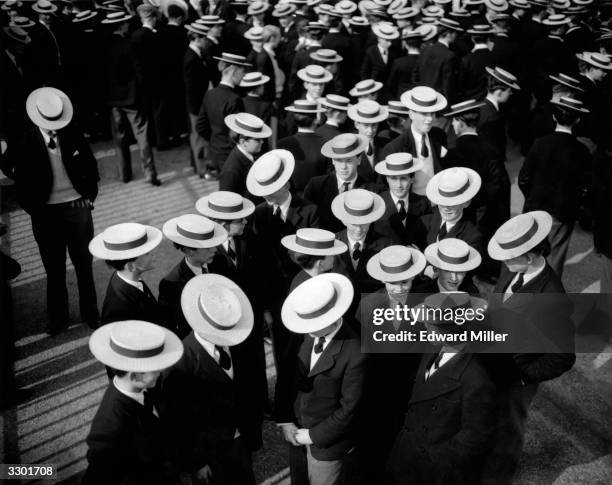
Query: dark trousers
[
  {"left": 31, "top": 200, "right": 98, "bottom": 330},
  {"left": 212, "top": 436, "right": 255, "bottom": 485},
  {"left": 110, "top": 106, "right": 157, "bottom": 182}
]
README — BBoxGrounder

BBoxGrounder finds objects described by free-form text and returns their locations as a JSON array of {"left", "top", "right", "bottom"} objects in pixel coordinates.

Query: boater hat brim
[
  {"left": 366, "top": 247, "right": 427, "bottom": 282},
  {"left": 162, "top": 217, "right": 228, "bottom": 248},
  {"left": 89, "top": 225, "right": 162, "bottom": 260},
  {"left": 487, "top": 210, "right": 553, "bottom": 260},
  {"left": 195, "top": 194, "right": 255, "bottom": 220},
  {"left": 331, "top": 190, "right": 386, "bottom": 224},
  {"left": 424, "top": 241, "right": 482, "bottom": 272},
  {"left": 281, "top": 234, "right": 348, "bottom": 256}
]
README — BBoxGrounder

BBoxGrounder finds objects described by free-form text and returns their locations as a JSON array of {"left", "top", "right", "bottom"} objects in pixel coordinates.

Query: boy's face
[
  {"left": 185, "top": 246, "right": 218, "bottom": 266},
  {"left": 346, "top": 222, "right": 370, "bottom": 240},
  {"left": 438, "top": 202, "right": 467, "bottom": 223},
  {"left": 131, "top": 371, "right": 161, "bottom": 389},
  {"left": 387, "top": 174, "right": 412, "bottom": 199},
  {"left": 385, "top": 279, "right": 413, "bottom": 299},
  {"left": 437, "top": 269, "right": 466, "bottom": 292},
  {"left": 333, "top": 156, "right": 359, "bottom": 180},
  {"left": 355, "top": 121, "right": 378, "bottom": 139},
  {"left": 409, "top": 110, "right": 434, "bottom": 134}
]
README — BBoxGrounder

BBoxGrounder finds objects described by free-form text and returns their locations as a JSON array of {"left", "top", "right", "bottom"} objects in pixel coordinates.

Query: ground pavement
[{"left": 0, "top": 140, "right": 611, "bottom": 484}]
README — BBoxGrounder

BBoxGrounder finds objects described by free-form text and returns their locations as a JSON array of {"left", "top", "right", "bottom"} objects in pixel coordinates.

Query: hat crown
[
  {"left": 344, "top": 188, "right": 374, "bottom": 212},
  {"left": 495, "top": 213, "right": 537, "bottom": 245},
  {"left": 437, "top": 238, "right": 470, "bottom": 261},
  {"left": 356, "top": 99, "right": 382, "bottom": 116},
  {"left": 235, "top": 112, "right": 264, "bottom": 130},
  {"left": 386, "top": 152, "right": 413, "bottom": 167},
  {"left": 408, "top": 86, "right": 438, "bottom": 106},
  {"left": 379, "top": 246, "right": 413, "bottom": 269},
  {"left": 437, "top": 168, "right": 470, "bottom": 196},
  {"left": 199, "top": 284, "right": 242, "bottom": 330},
  {"left": 325, "top": 94, "right": 349, "bottom": 104},
  {"left": 295, "top": 228, "right": 335, "bottom": 246},
  {"left": 110, "top": 321, "right": 166, "bottom": 356},
  {"left": 355, "top": 79, "right": 376, "bottom": 91},
  {"left": 292, "top": 278, "right": 337, "bottom": 317},
  {"left": 305, "top": 64, "right": 328, "bottom": 77},
  {"left": 331, "top": 133, "right": 361, "bottom": 154},
  {"left": 208, "top": 191, "right": 244, "bottom": 211},
  {"left": 36, "top": 93, "right": 63, "bottom": 121},
  {"left": 176, "top": 214, "right": 214, "bottom": 238},
  {"left": 103, "top": 222, "right": 147, "bottom": 246}
]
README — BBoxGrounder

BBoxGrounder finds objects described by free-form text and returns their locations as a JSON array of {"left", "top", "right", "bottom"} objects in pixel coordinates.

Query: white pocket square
[
  {"left": 440, "top": 146, "right": 448, "bottom": 158},
  {"left": 72, "top": 150, "right": 80, "bottom": 156}
]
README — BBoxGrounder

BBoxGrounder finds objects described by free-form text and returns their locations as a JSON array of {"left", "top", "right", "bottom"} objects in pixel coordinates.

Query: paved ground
[{"left": 1, "top": 139, "right": 611, "bottom": 484}]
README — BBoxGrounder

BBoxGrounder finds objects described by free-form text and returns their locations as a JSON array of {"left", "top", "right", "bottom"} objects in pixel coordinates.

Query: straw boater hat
[
  {"left": 89, "top": 321, "right": 184, "bottom": 372},
  {"left": 550, "top": 96, "right": 589, "bottom": 113},
  {"left": 401, "top": 86, "right": 448, "bottom": 113},
  {"left": 1, "top": 1, "right": 22, "bottom": 12},
  {"left": 394, "top": 6, "right": 420, "bottom": 20},
  {"left": 349, "top": 16, "right": 369, "bottom": 27},
  {"left": 181, "top": 274, "right": 254, "bottom": 346},
  {"left": 467, "top": 24, "right": 495, "bottom": 35},
  {"left": 421, "top": 4, "right": 444, "bottom": 17},
  {"left": 372, "top": 22, "right": 400, "bottom": 39},
  {"left": 336, "top": 0, "right": 358, "bottom": 14},
  {"left": 319, "top": 94, "right": 350, "bottom": 111},
  {"left": 331, "top": 188, "right": 386, "bottom": 224},
  {"left": 487, "top": 211, "right": 553, "bottom": 261},
  {"left": 272, "top": 3, "right": 297, "bottom": 16},
  {"left": 576, "top": 52, "right": 612, "bottom": 70},
  {"left": 89, "top": 222, "right": 163, "bottom": 260},
  {"left": 444, "top": 99, "right": 486, "bottom": 118},
  {"left": 432, "top": 0, "right": 451, "bottom": 4},
  {"left": 321, "top": 133, "right": 369, "bottom": 159},
  {"left": 3, "top": 25, "right": 30, "bottom": 44},
  {"left": 486, "top": 66, "right": 520, "bottom": 89},
  {"left": 282, "top": 228, "right": 348, "bottom": 256},
  {"left": 213, "top": 52, "right": 251, "bottom": 66},
  {"left": 248, "top": 1, "right": 270, "bottom": 15},
  {"left": 414, "top": 23, "right": 438, "bottom": 41},
  {"left": 285, "top": 99, "right": 326, "bottom": 114},
  {"left": 32, "top": 0, "right": 57, "bottom": 14},
  {"left": 349, "top": 79, "right": 383, "bottom": 97},
  {"left": 425, "top": 238, "right": 482, "bottom": 272},
  {"left": 542, "top": 13, "right": 570, "bottom": 26},
  {"left": 426, "top": 167, "right": 482, "bottom": 206},
  {"left": 224, "top": 112, "right": 272, "bottom": 138},
  {"left": 310, "top": 48, "right": 343, "bottom": 64},
  {"left": 375, "top": 152, "right": 424, "bottom": 176},
  {"left": 247, "top": 149, "right": 295, "bottom": 197},
  {"left": 101, "top": 11, "right": 133, "bottom": 24},
  {"left": 388, "top": 0, "right": 408, "bottom": 15},
  {"left": 367, "top": 245, "right": 426, "bottom": 282},
  {"left": 195, "top": 191, "right": 255, "bottom": 220},
  {"left": 185, "top": 22, "right": 209, "bottom": 36},
  {"left": 347, "top": 100, "right": 389, "bottom": 124},
  {"left": 297, "top": 64, "right": 333, "bottom": 83},
  {"left": 281, "top": 273, "right": 354, "bottom": 334},
  {"left": 485, "top": 0, "right": 509, "bottom": 11},
  {"left": 162, "top": 214, "right": 228, "bottom": 248},
  {"left": 9, "top": 16, "right": 35, "bottom": 29},
  {"left": 197, "top": 14, "right": 225, "bottom": 25},
  {"left": 244, "top": 26, "right": 264, "bottom": 41},
  {"left": 509, "top": 0, "right": 529, "bottom": 7},
  {"left": 26, "top": 87, "right": 73, "bottom": 131},
  {"left": 73, "top": 10, "right": 98, "bottom": 23},
  {"left": 549, "top": 73, "right": 584, "bottom": 91},
  {"left": 240, "top": 71, "right": 270, "bottom": 88},
  {"left": 387, "top": 100, "right": 411, "bottom": 116},
  {"left": 437, "top": 18, "right": 464, "bottom": 32}
]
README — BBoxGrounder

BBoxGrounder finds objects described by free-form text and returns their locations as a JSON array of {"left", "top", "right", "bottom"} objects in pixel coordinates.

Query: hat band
[
  {"left": 358, "top": 81, "right": 375, "bottom": 92},
  {"left": 296, "top": 288, "right": 338, "bottom": 319},
  {"left": 410, "top": 95, "right": 437, "bottom": 107},
  {"left": 333, "top": 138, "right": 360, "bottom": 154},
  {"left": 103, "top": 233, "right": 148, "bottom": 251},
  {"left": 197, "top": 297, "right": 238, "bottom": 331},
  {"left": 344, "top": 202, "right": 374, "bottom": 216},
  {"left": 357, "top": 108, "right": 381, "bottom": 119},
  {"left": 177, "top": 224, "right": 214, "bottom": 241},
  {"left": 380, "top": 258, "right": 413, "bottom": 274},
  {"left": 110, "top": 338, "right": 165, "bottom": 359},
  {"left": 37, "top": 105, "right": 63, "bottom": 121},
  {"left": 295, "top": 235, "right": 334, "bottom": 249},
  {"left": 208, "top": 200, "right": 244, "bottom": 213},
  {"left": 259, "top": 162, "right": 285, "bottom": 186},
  {"left": 235, "top": 118, "right": 263, "bottom": 134},
  {"left": 386, "top": 160, "right": 414, "bottom": 171},
  {"left": 437, "top": 249, "right": 469, "bottom": 265},
  {"left": 438, "top": 179, "right": 470, "bottom": 197},
  {"left": 498, "top": 219, "right": 539, "bottom": 250}
]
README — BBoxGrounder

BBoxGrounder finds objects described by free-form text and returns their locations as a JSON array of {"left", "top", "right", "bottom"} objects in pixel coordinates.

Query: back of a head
[{"left": 137, "top": 3, "right": 158, "bottom": 21}]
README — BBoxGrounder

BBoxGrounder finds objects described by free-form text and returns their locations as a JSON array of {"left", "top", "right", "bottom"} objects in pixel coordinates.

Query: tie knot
[
  {"left": 398, "top": 200, "right": 405, "bottom": 209},
  {"left": 314, "top": 336, "right": 326, "bottom": 354}
]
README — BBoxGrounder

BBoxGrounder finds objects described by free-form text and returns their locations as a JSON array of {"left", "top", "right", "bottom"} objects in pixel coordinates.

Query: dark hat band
[
  {"left": 410, "top": 95, "right": 437, "bottom": 107},
  {"left": 307, "top": 71, "right": 327, "bottom": 80},
  {"left": 235, "top": 117, "right": 263, "bottom": 134},
  {"left": 344, "top": 202, "right": 374, "bottom": 216},
  {"left": 357, "top": 80, "right": 375, "bottom": 92},
  {"left": 386, "top": 160, "right": 414, "bottom": 171},
  {"left": 104, "top": 233, "right": 148, "bottom": 251},
  {"left": 177, "top": 224, "right": 214, "bottom": 240},
  {"left": 296, "top": 288, "right": 338, "bottom": 319},
  {"left": 37, "top": 105, "right": 63, "bottom": 121},
  {"left": 333, "top": 138, "right": 360, "bottom": 154},
  {"left": 295, "top": 235, "right": 335, "bottom": 249},
  {"left": 357, "top": 108, "right": 381, "bottom": 119},
  {"left": 259, "top": 162, "right": 285, "bottom": 186},
  {"left": 208, "top": 200, "right": 244, "bottom": 213},
  {"left": 197, "top": 297, "right": 237, "bottom": 330},
  {"left": 438, "top": 179, "right": 469, "bottom": 197},
  {"left": 498, "top": 219, "right": 539, "bottom": 250},
  {"left": 437, "top": 249, "right": 469, "bottom": 264},
  {"left": 110, "top": 338, "right": 165, "bottom": 358},
  {"left": 380, "top": 258, "right": 413, "bottom": 274}
]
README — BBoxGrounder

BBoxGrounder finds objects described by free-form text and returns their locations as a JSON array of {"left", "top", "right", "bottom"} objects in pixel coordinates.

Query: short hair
[
  {"left": 403, "top": 38, "right": 422, "bottom": 49},
  {"left": 552, "top": 105, "right": 581, "bottom": 126},
  {"left": 487, "top": 77, "right": 510, "bottom": 93},
  {"left": 551, "top": 84, "right": 572, "bottom": 96},
  {"left": 309, "top": 29, "right": 324, "bottom": 41},
  {"left": 187, "top": 31, "right": 205, "bottom": 41},
  {"left": 109, "top": 367, "right": 128, "bottom": 378},
  {"left": 290, "top": 251, "right": 325, "bottom": 269},
  {"left": 328, "top": 17, "right": 341, "bottom": 29},
  {"left": 294, "top": 112, "right": 316, "bottom": 128},
  {"left": 229, "top": 130, "right": 255, "bottom": 144},
  {"left": 167, "top": 4, "right": 185, "bottom": 19},
  {"left": 470, "top": 34, "right": 488, "bottom": 44},
  {"left": 172, "top": 242, "right": 193, "bottom": 252},
  {"left": 386, "top": 114, "right": 405, "bottom": 130},
  {"left": 263, "top": 24, "right": 280, "bottom": 43},
  {"left": 233, "top": 3, "right": 248, "bottom": 15},
  {"left": 137, "top": 3, "right": 158, "bottom": 21},
  {"left": 455, "top": 110, "right": 480, "bottom": 128},
  {"left": 105, "top": 258, "right": 136, "bottom": 271}
]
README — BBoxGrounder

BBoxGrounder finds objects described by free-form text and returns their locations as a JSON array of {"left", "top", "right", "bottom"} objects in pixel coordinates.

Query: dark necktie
[
  {"left": 510, "top": 273, "right": 525, "bottom": 293},
  {"left": 342, "top": 182, "right": 350, "bottom": 193},
  {"left": 47, "top": 135, "right": 56, "bottom": 150},
  {"left": 437, "top": 223, "right": 447, "bottom": 241},
  {"left": 420, "top": 135, "right": 429, "bottom": 158},
  {"left": 141, "top": 281, "right": 155, "bottom": 300},
  {"left": 143, "top": 390, "right": 155, "bottom": 415},
  {"left": 227, "top": 238, "right": 237, "bottom": 266},
  {"left": 273, "top": 205, "right": 283, "bottom": 223},
  {"left": 352, "top": 242, "right": 362, "bottom": 261},
  {"left": 215, "top": 345, "right": 232, "bottom": 370},
  {"left": 201, "top": 265, "right": 208, "bottom": 274},
  {"left": 398, "top": 200, "right": 407, "bottom": 222},
  {"left": 314, "top": 336, "right": 326, "bottom": 354},
  {"left": 366, "top": 143, "right": 373, "bottom": 157}
]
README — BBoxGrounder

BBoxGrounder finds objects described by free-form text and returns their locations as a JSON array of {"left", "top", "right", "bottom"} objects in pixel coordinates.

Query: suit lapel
[
  {"left": 190, "top": 336, "right": 233, "bottom": 383},
  {"left": 308, "top": 326, "right": 345, "bottom": 377},
  {"left": 298, "top": 335, "right": 313, "bottom": 376},
  {"left": 336, "top": 230, "right": 356, "bottom": 277},
  {"left": 409, "top": 352, "right": 471, "bottom": 404}
]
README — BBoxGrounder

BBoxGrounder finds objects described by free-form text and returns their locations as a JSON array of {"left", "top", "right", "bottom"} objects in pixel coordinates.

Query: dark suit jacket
[
  {"left": 83, "top": 384, "right": 175, "bottom": 485},
  {"left": 382, "top": 127, "right": 447, "bottom": 173},
  {"left": 202, "top": 37, "right": 222, "bottom": 86},
  {"left": 519, "top": 131, "right": 591, "bottom": 223},
  {"left": 373, "top": 191, "right": 427, "bottom": 248},
  {"left": 242, "top": 95, "right": 273, "bottom": 124},
  {"left": 221, "top": 18, "right": 251, "bottom": 57},
  {"left": 303, "top": 173, "right": 373, "bottom": 233},
  {"left": 422, "top": 210, "right": 484, "bottom": 256},
  {"left": 315, "top": 122, "right": 342, "bottom": 144},
  {"left": 103, "top": 32, "right": 139, "bottom": 107},
  {"left": 101, "top": 273, "right": 166, "bottom": 328},
  {"left": 196, "top": 84, "right": 245, "bottom": 165},
  {"left": 275, "top": 323, "right": 367, "bottom": 461},
  {"left": 218, "top": 146, "right": 262, "bottom": 205},
  {"left": 358, "top": 137, "right": 386, "bottom": 184},
  {"left": 492, "top": 34, "right": 520, "bottom": 74},
  {"left": 478, "top": 100, "right": 506, "bottom": 162},
  {"left": 248, "top": 49, "right": 276, "bottom": 102},
  {"left": 278, "top": 131, "right": 327, "bottom": 195},
  {"left": 361, "top": 44, "right": 395, "bottom": 85},
  {"left": 388, "top": 53, "right": 419, "bottom": 99},
  {"left": 131, "top": 27, "right": 162, "bottom": 99},
  {"left": 417, "top": 41, "right": 457, "bottom": 101},
  {"left": 386, "top": 351, "right": 496, "bottom": 485},
  {"left": 160, "top": 333, "right": 263, "bottom": 473},
  {"left": 183, "top": 48, "right": 209, "bottom": 116},
  {"left": 592, "top": 148, "right": 612, "bottom": 258},
  {"left": 2, "top": 123, "right": 99, "bottom": 214},
  {"left": 457, "top": 48, "right": 496, "bottom": 100},
  {"left": 158, "top": 259, "right": 196, "bottom": 339}
]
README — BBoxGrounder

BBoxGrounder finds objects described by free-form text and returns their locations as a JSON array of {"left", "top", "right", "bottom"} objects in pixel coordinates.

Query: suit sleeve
[
  {"left": 218, "top": 166, "right": 243, "bottom": 193},
  {"left": 440, "top": 53, "right": 456, "bottom": 101},
  {"left": 360, "top": 49, "right": 372, "bottom": 81},
  {"left": 308, "top": 350, "right": 367, "bottom": 447},
  {"left": 196, "top": 92, "right": 211, "bottom": 140},
  {"left": 518, "top": 142, "right": 539, "bottom": 198}
]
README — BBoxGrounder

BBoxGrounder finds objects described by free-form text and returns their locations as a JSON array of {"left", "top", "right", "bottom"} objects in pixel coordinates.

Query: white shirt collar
[
  {"left": 458, "top": 130, "right": 478, "bottom": 138},
  {"left": 486, "top": 94, "right": 499, "bottom": 111},
  {"left": 389, "top": 191, "right": 409, "bottom": 210},
  {"left": 207, "top": 35, "right": 219, "bottom": 44},
  {"left": 116, "top": 272, "right": 144, "bottom": 292},
  {"left": 220, "top": 80, "right": 235, "bottom": 89},
  {"left": 297, "top": 127, "right": 315, "bottom": 133},
  {"left": 185, "top": 257, "right": 206, "bottom": 275},
  {"left": 39, "top": 128, "right": 57, "bottom": 148},
  {"left": 347, "top": 232, "right": 366, "bottom": 249},
  {"left": 472, "top": 43, "right": 489, "bottom": 52},
  {"left": 189, "top": 42, "right": 201, "bottom": 57},
  {"left": 425, "top": 351, "right": 458, "bottom": 379},
  {"left": 143, "top": 24, "right": 157, "bottom": 33},
  {"left": 410, "top": 125, "right": 428, "bottom": 147},
  {"left": 555, "top": 125, "right": 572, "bottom": 134},
  {"left": 194, "top": 331, "right": 234, "bottom": 377},
  {"left": 309, "top": 323, "right": 342, "bottom": 369},
  {"left": 326, "top": 118, "right": 339, "bottom": 127},
  {"left": 438, "top": 39, "right": 449, "bottom": 48},
  {"left": 237, "top": 144, "right": 255, "bottom": 162},
  {"left": 336, "top": 173, "right": 357, "bottom": 191},
  {"left": 269, "top": 193, "right": 291, "bottom": 221}
]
